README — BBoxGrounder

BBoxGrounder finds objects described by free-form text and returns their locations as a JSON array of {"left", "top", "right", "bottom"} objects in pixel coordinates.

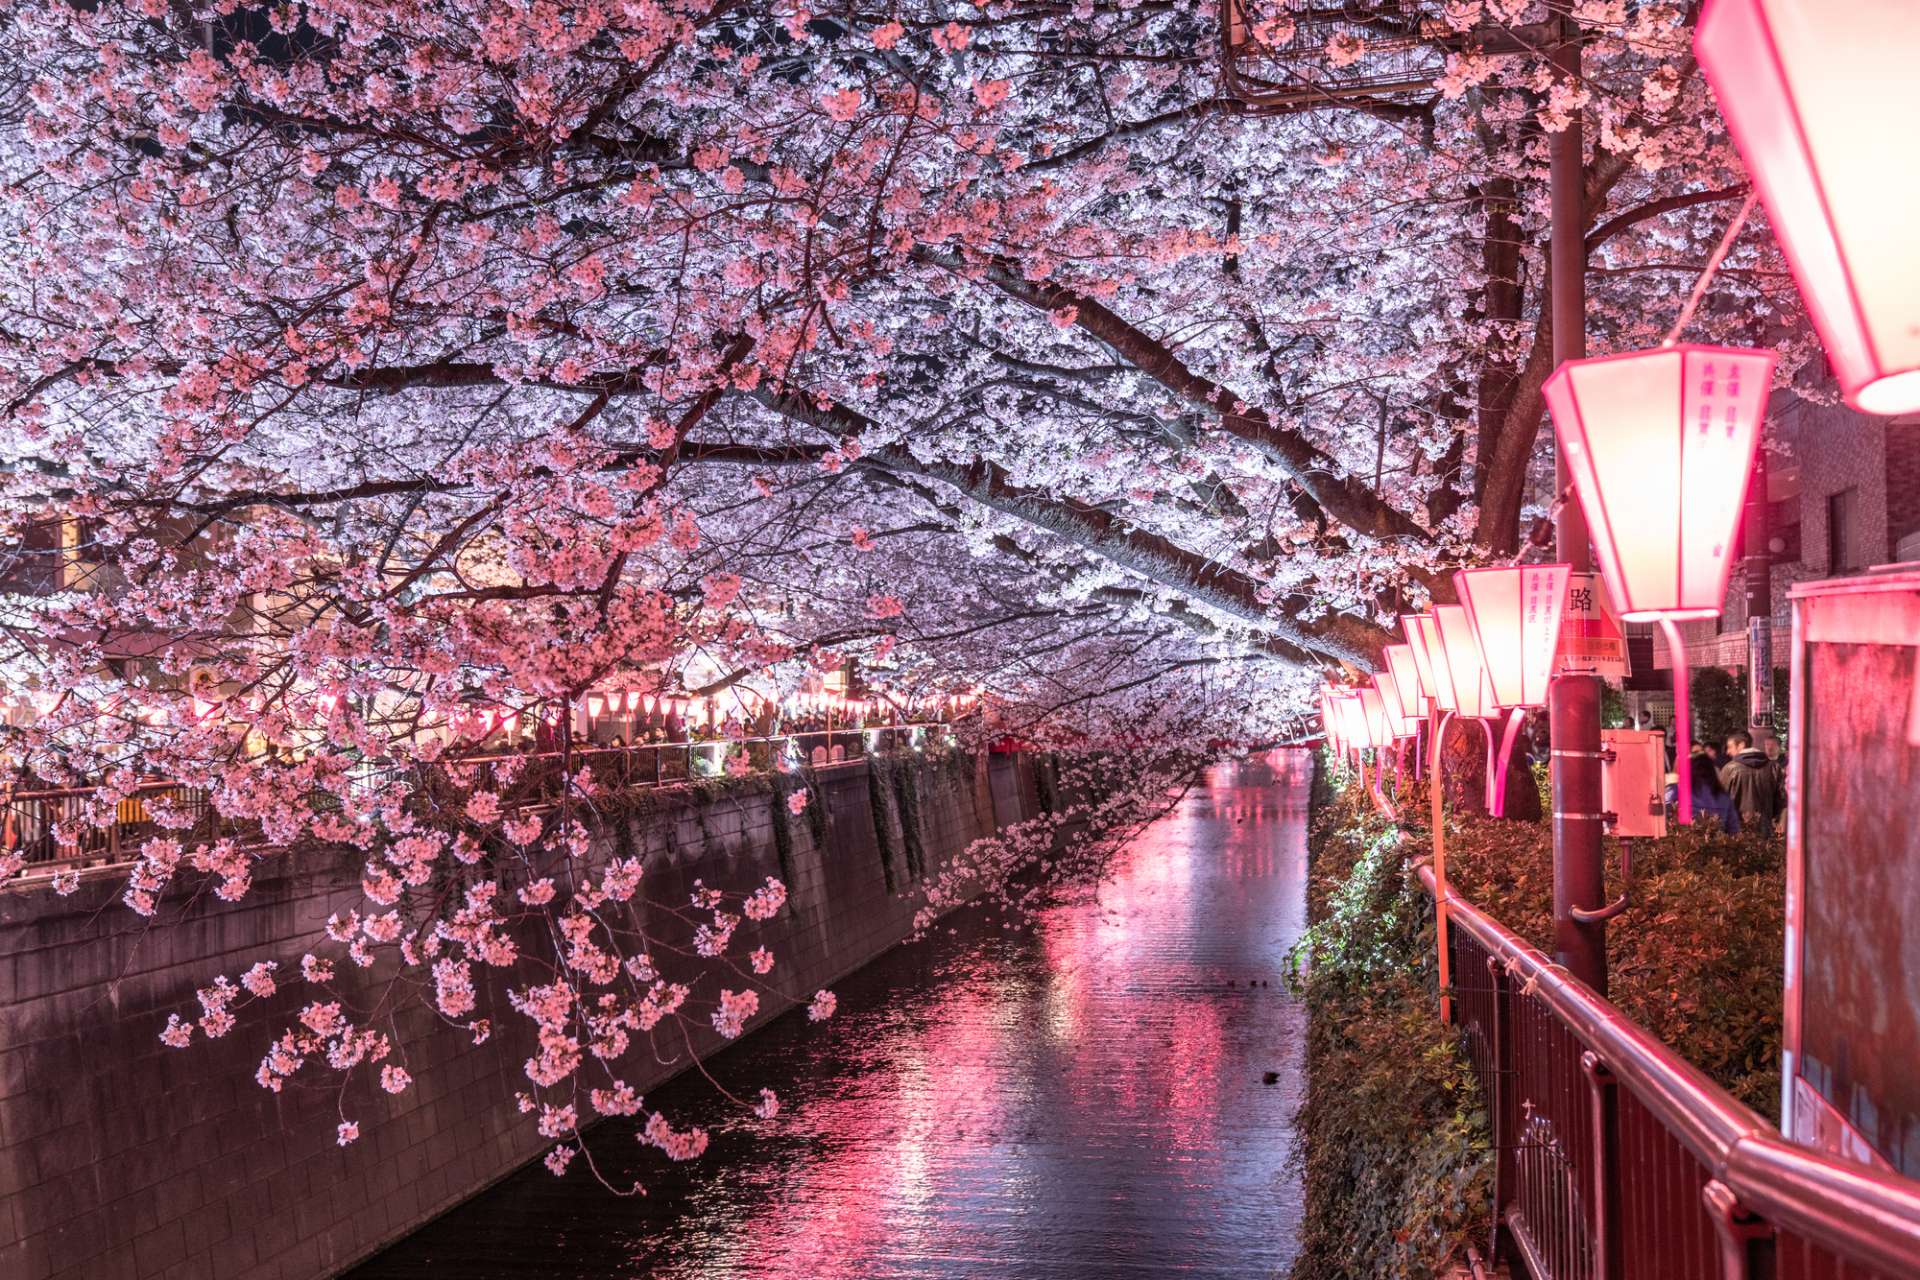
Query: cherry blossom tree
[{"left": 0, "top": 0, "right": 1819, "bottom": 1183}]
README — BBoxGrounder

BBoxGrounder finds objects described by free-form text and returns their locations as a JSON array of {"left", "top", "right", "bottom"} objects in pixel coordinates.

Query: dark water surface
[{"left": 351, "top": 752, "right": 1310, "bottom": 1279}]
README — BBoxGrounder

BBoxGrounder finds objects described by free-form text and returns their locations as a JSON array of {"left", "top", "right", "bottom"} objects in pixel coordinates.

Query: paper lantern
[
  {"left": 585, "top": 693, "right": 606, "bottom": 718},
  {"left": 1432, "top": 605, "right": 1498, "bottom": 720},
  {"left": 1371, "top": 669, "right": 1420, "bottom": 739},
  {"left": 1358, "top": 687, "right": 1395, "bottom": 749},
  {"left": 1544, "top": 345, "right": 1774, "bottom": 622},
  {"left": 1414, "top": 614, "right": 1457, "bottom": 713},
  {"left": 1383, "top": 644, "right": 1426, "bottom": 719},
  {"left": 1333, "top": 692, "right": 1368, "bottom": 752},
  {"left": 1399, "top": 614, "right": 1439, "bottom": 702},
  {"left": 1697, "top": 0, "right": 1920, "bottom": 415},
  {"left": 1455, "top": 564, "right": 1573, "bottom": 709}
]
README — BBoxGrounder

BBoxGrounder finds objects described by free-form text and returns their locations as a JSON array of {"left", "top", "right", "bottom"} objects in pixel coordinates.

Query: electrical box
[
  {"left": 1600, "top": 728, "right": 1668, "bottom": 838},
  {"left": 1785, "top": 568, "right": 1920, "bottom": 1178}
]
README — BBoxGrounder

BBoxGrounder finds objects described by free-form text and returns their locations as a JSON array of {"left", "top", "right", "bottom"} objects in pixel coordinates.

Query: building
[{"left": 1632, "top": 396, "right": 1920, "bottom": 733}]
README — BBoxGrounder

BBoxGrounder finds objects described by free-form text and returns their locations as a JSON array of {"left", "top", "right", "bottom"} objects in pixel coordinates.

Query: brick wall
[
  {"left": 1886, "top": 417, "right": 1920, "bottom": 561},
  {"left": 0, "top": 750, "right": 1037, "bottom": 1280}
]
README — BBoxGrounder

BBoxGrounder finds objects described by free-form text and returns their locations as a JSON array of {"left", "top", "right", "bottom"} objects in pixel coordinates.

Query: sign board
[
  {"left": 1600, "top": 729, "right": 1668, "bottom": 838},
  {"left": 1785, "top": 568, "right": 1920, "bottom": 1178},
  {"left": 1555, "top": 571, "right": 1631, "bottom": 680}
]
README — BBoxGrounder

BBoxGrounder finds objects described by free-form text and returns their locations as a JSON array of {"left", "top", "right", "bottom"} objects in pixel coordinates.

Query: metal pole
[
  {"left": 1548, "top": 11, "right": 1608, "bottom": 996},
  {"left": 1743, "top": 451, "right": 1774, "bottom": 735}
]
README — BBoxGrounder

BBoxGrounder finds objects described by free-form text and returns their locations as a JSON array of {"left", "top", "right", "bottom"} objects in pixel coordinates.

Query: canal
[{"left": 351, "top": 751, "right": 1311, "bottom": 1279}]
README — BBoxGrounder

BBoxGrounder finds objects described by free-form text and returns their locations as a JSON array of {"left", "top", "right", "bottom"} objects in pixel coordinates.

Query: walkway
[{"left": 352, "top": 751, "right": 1312, "bottom": 1279}]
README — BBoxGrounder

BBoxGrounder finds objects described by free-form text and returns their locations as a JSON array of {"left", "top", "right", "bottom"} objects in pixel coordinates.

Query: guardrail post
[
  {"left": 1488, "top": 953, "right": 1520, "bottom": 1268},
  {"left": 1581, "top": 1051, "right": 1623, "bottom": 1280},
  {"left": 1702, "top": 1180, "right": 1772, "bottom": 1280}
]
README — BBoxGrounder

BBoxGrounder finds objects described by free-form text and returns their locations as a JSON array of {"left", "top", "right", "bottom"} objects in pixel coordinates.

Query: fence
[
  {"left": 3, "top": 724, "right": 947, "bottom": 878},
  {"left": 1424, "top": 864, "right": 1920, "bottom": 1280}
]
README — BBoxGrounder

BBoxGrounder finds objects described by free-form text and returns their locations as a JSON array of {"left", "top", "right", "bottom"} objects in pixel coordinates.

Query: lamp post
[
  {"left": 1697, "top": 0, "right": 1920, "bottom": 416},
  {"left": 1544, "top": 343, "right": 1775, "bottom": 823},
  {"left": 1545, "top": 4, "right": 1609, "bottom": 995}
]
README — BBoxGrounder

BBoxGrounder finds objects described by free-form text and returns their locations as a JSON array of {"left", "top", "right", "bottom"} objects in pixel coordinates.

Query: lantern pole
[{"left": 1548, "top": 10, "right": 1609, "bottom": 997}]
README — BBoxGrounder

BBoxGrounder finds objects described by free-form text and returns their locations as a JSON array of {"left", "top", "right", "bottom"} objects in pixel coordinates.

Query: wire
[{"left": 1661, "top": 191, "right": 1760, "bottom": 347}]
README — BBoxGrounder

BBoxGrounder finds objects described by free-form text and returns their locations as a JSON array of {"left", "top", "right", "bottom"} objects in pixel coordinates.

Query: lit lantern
[
  {"left": 623, "top": 690, "right": 641, "bottom": 714},
  {"left": 1414, "top": 614, "right": 1456, "bottom": 712},
  {"left": 1431, "top": 605, "right": 1497, "bottom": 720},
  {"left": 585, "top": 693, "right": 606, "bottom": 718},
  {"left": 1545, "top": 345, "right": 1774, "bottom": 622},
  {"left": 1359, "top": 686, "right": 1395, "bottom": 749},
  {"left": 1399, "top": 614, "right": 1440, "bottom": 703},
  {"left": 1455, "top": 564, "right": 1572, "bottom": 709},
  {"left": 1544, "top": 345, "right": 1774, "bottom": 824},
  {"left": 1333, "top": 692, "right": 1368, "bottom": 755},
  {"left": 1383, "top": 644, "right": 1426, "bottom": 719},
  {"left": 1372, "top": 669, "right": 1420, "bottom": 739},
  {"left": 1696, "top": 0, "right": 1920, "bottom": 415}
]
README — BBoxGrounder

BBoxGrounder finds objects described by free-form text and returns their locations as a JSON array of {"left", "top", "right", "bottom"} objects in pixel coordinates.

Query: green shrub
[{"left": 1288, "top": 772, "right": 1492, "bottom": 1279}]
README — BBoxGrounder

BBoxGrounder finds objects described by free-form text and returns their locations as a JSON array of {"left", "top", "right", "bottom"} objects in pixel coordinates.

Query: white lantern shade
[
  {"left": 1697, "top": 0, "right": 1920, "bottom": 415},
  {"left": 1358, "top": 687, "right": 1395, "bottom": 749},
  {"left": 1433, "top": 604, "right": 1498, "bottom": 720},
  {"left": 1456, "top": 564, "right": 1573, "bottom": 709},
  {"left": 1383, "top": 643, "right": 1426, "bottom": 719},
  {"left": 1415, "top": 614, "right": 1456, "bottom": 713},
  {"left": 1545, "top": 345, "right": 1774, "bottom": 622},
  {"left": 1371, "top": 670, "right": 1421, "bottom": 739},
  {"left": 1399, "top": 614, "right": 1439, "bottom": 701}
]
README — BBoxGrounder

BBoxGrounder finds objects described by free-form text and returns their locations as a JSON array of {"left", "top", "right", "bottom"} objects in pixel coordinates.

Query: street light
[
  {"left": 1544, "top": 343, "right": 1775, "bottom": 821},
  {"left": 1697, "top": 0, "right": 1920, "bottom": 415}
]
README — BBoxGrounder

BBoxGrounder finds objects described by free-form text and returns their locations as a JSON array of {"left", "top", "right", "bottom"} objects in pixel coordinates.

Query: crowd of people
[{"left": 1665, "top": 729, "right": 1788, "bottom": 837}]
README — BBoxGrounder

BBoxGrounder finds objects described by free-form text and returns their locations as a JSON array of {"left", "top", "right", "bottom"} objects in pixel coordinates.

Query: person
[
  {"left": 1667, "top": 753, "right": 1740, "bottom": 834},
  {"left": 1721, "top": 730, "right": 1786, "bottom": 832}
]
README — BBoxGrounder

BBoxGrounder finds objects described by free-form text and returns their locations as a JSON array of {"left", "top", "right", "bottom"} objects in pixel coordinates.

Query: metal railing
[
  {"left": 1422, "top": 864, "right": 1920, "bottom": 1280},
  {"left": 3, "top": 723, "right": 946, "bottom": 878}
]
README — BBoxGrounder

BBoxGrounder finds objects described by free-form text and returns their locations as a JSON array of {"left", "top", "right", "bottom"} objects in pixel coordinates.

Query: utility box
[
  {"left": 1600, "top": 729, "right": 1668, "bottom": 839},
  {"left": 1785, "top": 568, "right": 1920, "bottom": 1178}
]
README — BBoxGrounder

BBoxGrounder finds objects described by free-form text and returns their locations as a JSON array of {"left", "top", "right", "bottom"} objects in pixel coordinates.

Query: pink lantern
[
  {"left": 1371, "top": 669, "right": 1420, "bottom": 740},
  {"left": 1697, "top": 0, "right": 1920, "bottom": 415},
  {"left": 1455, "top": 564, "right": 1572, "bottom": 710},
  {"left": 1333, "top": 692, "right": 1368, "bottom": 755},
  {"left": 1432, "top": 606, "right": 1497, "bottom": 720},
  {"left": 1415, "top": 614, "right": 1457, "bottom": 713},
  {"left": 1545, "top": 345, "right": 1774, "bottom": 824},
  {"left": 1544, "top": 345, "right": 1773, "bottom": 622},
  {"left": 1358, "top": 686, "right": 1395, "bottom": 749},
  {"left": 585, "top": 693, "right": 606, "bottom": 718},
  {"left": 1383, "top": 644, "right": 1426, "bottom": 719},
  {"left": 1399, "top": 614, "right": 1440, "bottom": 703}
]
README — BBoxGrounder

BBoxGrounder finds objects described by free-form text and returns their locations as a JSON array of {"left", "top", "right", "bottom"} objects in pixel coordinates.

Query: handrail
[{"left": 1418, "top": 863, "right": 1920, "bottom": 1278}]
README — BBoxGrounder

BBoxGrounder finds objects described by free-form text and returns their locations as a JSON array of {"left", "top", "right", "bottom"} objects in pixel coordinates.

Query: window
[{"left": 1828, "top": 487, "right": 1861, "bottom": 571}]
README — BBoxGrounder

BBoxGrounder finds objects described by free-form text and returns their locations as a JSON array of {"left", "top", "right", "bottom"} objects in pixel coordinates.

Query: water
[{"left": 352, "top": 752, "right": 1311, "bottom": 1279}]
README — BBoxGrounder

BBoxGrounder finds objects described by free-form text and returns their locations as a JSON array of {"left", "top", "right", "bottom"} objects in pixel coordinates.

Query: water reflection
[{"left": 352, "top": 752, "right": 1310, "bottom": 1279}]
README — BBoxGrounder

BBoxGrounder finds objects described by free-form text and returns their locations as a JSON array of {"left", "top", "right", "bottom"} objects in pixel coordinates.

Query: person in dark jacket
[
  {"left": 1720, "top": 731, "right": 1785, "bottom": 831},
  {"left": 1667, "top": 753, "right": 1741, "bottom": 834}
]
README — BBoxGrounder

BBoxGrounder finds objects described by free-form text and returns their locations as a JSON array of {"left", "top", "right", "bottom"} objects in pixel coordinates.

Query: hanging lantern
[
  {"left": 1455, "top": 564, "right": 1573, "bottom": 709},
  {"left": 585, "top": 693, "right": 606, "bottom": 719},
  {"left": 1415, "top": 614, "right": 1458, "bottom": 713},
  {"left": 1358, "top": 686, "right": 1396, "bottom": 749},
  {"left": 1545, "top": 345, "right": 1774, "bottom": 621},
  {"left": 1371, "top": 670, "right": 1420, "bottom": 739},
  {"left": 1399, "top": 614, "right": 1441, "bottom": 703},
  {"left": 1333, "top": 692, "right": 1368, "bottom": 753},
  {"left": 1697, "top": 0, "right": 1920, "bottom": 415},
  {"left": 1383, "top": 644, "right": 1427, "bottom": 719},
  {"left": 1432, "top": 605, "right": 1498, "bottom": 721}
]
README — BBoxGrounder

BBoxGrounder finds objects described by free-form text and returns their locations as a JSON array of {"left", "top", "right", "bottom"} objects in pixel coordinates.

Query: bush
[
  {"left": 1287, "top": 761, "right": 1492, "bottom": 1279},
  {"left": 1289, "top": 753, "right": 1787, "bottom": 1280},
  {"left": 1428, "top": 810, "right": 1784, "bottom": 1113}
]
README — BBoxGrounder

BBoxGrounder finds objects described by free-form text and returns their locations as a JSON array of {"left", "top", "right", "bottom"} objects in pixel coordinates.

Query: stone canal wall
[{"left": 0, "top": 750, "right": 1046, "bottom": 1280}]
